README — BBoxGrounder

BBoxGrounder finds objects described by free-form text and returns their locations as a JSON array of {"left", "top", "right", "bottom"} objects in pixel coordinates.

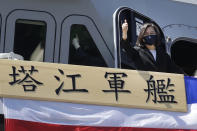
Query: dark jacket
[
  {"left": 121, "top": 39, "right": 184, "bottom": 74},
  {"left": 70, "top": 47, "right": 107, "bottom": 67}
]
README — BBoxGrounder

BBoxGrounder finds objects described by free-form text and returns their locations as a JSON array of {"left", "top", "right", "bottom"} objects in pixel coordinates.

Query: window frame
[
  {"left": 113, "top": 7, "right": 165, "bottom": 68},
  {"left": 4, "top": 9, "right": 56, "bottom": 62},
  {"left": 60, "top": 15, "right": 114, "bottom": 67}
]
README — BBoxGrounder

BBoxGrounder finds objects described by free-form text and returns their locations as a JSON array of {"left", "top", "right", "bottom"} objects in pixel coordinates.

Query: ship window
[
  {"left": 14, "top": 19, "right": 46, "bottom": 61},
  {"left": 114, "top": 8, "right": 165, "bottom": 69},
  {"left": 117, "top": 9, "right": 153, "bottom": 69},
  {"left": 171, "top": 39, "right": 197, "bottom": 76},
  {"left": 68, "top": 24, "right": 107, "bottom": 67}
]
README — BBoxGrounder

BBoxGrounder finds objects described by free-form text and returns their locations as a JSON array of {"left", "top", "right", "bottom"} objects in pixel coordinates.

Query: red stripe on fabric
[{"left": 5, "top": 119, "right": 196, "bottom": 131}]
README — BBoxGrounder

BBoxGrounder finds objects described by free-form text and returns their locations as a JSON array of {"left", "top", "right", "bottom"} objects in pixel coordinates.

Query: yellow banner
[{"left": 0, "top": 59, "right": 187, "bottom": 112}]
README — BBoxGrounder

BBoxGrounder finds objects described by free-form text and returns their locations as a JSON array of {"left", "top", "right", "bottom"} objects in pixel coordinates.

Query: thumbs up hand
[
  {"left": 72, "top": 34, "right": 80, "bottom": 49},
  {"left": 122, "top": 19, "right": 128, "bottom": 40}
]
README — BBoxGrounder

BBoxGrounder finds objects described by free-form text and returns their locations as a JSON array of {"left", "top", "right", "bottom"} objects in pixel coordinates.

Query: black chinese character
[
  {"left": 9, "top": 66, "right": 43, "bottom": 92},
  {"left": 144, "top": 75, "right": 177, "bottom": 104},
  {"left": 54, "top": 69, "right": 88, "bottom": 95},
  {"left": 103, "top": 72, "right": 131, "bottom": 101}
]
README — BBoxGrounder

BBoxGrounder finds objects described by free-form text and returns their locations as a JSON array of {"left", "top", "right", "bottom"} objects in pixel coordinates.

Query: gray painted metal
[{"left": 0, "top": 0, "right": 196, "bottom": 67}]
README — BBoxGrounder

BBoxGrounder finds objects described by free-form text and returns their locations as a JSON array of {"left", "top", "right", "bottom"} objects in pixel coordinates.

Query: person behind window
[
  {"left": 70, "top": 34, "right": 106, "bottom": 67},
  {"left": 121, "top": 20, "right": 184, "bottom": 74}
]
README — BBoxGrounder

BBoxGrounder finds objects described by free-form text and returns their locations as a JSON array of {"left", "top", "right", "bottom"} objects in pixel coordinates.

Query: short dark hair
[{"left": 136, "top": 23, "right": 161, "bottom": 48}]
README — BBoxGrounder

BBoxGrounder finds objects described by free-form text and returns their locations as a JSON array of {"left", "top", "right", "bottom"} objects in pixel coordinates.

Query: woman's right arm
[{"left": 121, "top": 20, "right": 139, "bottom": 60}]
